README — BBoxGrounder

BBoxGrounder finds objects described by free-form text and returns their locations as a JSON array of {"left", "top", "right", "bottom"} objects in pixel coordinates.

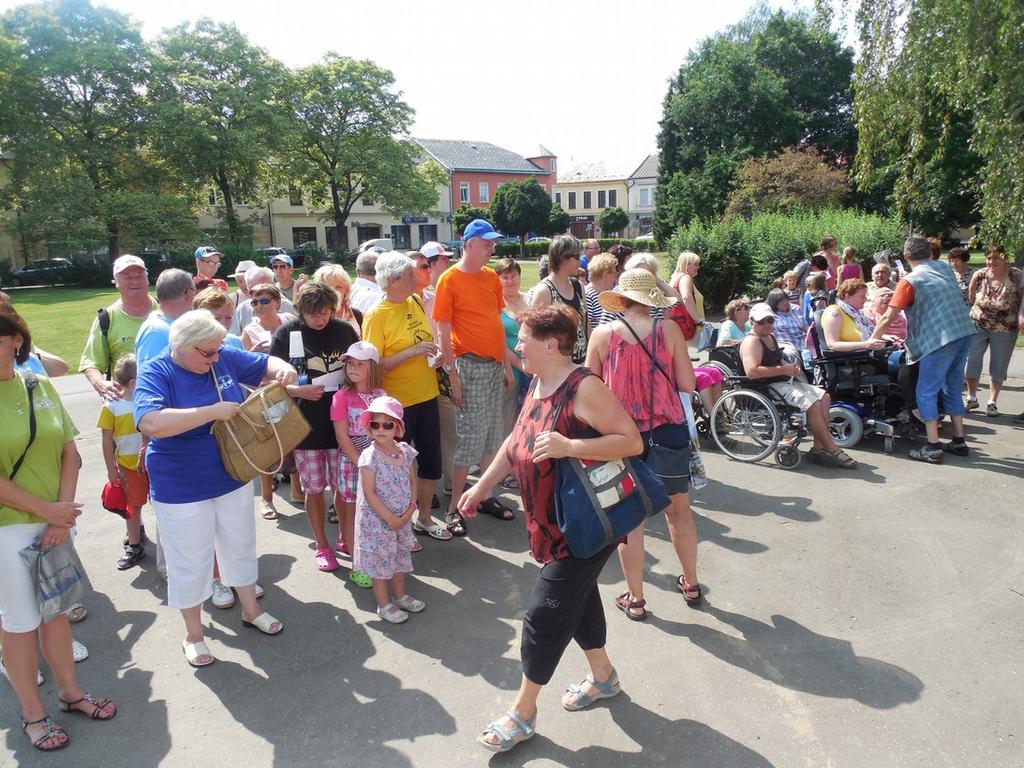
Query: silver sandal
[
  {"left": 563, "top": 669, "right": 621, "bottom": 711},
  {"left": 478, "top": 709, "right": 536, "bottom": 753}
]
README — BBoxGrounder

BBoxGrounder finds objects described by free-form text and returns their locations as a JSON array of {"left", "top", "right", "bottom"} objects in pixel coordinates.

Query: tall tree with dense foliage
[
  {"left": 452, "top": 205, "right": 490, "bottom": 236},
  {"left": 0, "top": 0, "right": 193, "bottom": 260},
  {"left": 726, "top": 145, "right": 850, "bottom": 218},
  {"left": 654, "top": 8, "right": 855, "bottom": 240},
  {"left": 283, "top": 55, "right": 444, "bottom": 254},
  {"left": 541, "top": 203, "right": 571, "bottom": 237},
  {"left": 149, "top": 19, "right": 288, "bottom": 244},
  {"left": 830, "top": 0, "right": 1020, "bottom": 246},
  {"left": 489, "top": 177, "right": 552, "bottom": 255},
  {"left": 598, "top": 206, "right": 629, "bottom": 236}
]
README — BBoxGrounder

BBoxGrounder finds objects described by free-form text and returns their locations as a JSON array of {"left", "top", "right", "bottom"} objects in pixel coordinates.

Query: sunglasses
[
  {"left": 369, "top": 421, "right": 396, "bottom": 431},
  {"left": 250, "top": 297, "right": 273, "bottom": 306},
  {"left": 194, "top": 345, "right": 222, "bottom": 359},
  {"left": 272, "top": 263, "right": 290, "bottom": 270},
  {"left": 755, "top": 317, "right": 775, "bottom": 325}
]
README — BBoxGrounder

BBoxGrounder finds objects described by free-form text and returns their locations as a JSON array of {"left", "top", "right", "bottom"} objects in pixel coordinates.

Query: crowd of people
[{"left": 0, "top": 222, "right": 1019, "bottom": 753}]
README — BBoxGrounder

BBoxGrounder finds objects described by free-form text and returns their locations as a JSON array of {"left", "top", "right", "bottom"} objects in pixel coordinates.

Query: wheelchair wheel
[
  {"left": 703, "top": 360, "right": 734, "bottom": 380},
  {"left": 775, "top": 445, "right": 801, "bottom": 469},
  {"left": 828, "top": 406, "right": 864, "bottom": 449},
  {"left": 884, "top": 436, "right": 895, "bottom": 453},
  {"left": 711, "top": 388, "right": 781, "bottom": 462}
]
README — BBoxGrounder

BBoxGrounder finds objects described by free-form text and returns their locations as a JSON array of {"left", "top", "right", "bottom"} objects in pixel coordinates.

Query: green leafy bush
[{"left": 666, "top": 209, "right": 904, "bottom": 309}]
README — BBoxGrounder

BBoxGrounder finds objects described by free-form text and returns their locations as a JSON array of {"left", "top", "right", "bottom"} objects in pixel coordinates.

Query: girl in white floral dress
[{"left": 355, "top": 395, "right": 425, "bottom": 624}]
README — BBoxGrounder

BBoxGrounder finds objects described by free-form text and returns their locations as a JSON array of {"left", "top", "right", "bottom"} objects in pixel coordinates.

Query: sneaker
[
  {"left": 377, "top": 603, "right": 408, "bottom": 624},
  {"left": 986, "top": 402, "right": 999, "bottom": 417},
  {"left": 942, "top": 440, "right": 970, "bottom": 457},
  {"left": 965, "top": 397, "right": 979, "bottom": 411},
  {"left": 211, "top": 579, "right": 235, "bottom": 609},
  {"left": 393, "top": 594, "right": 425, "bottom": 613},
  {"left": 314, "top": 547, "right": 340, "bottom": 572},
  {"left": 116, "top": 543, "right": 144, "bottom": 570},
  {"left": 71, "top": 639, "right": 89, "bottom": 662},
  {"left": 908, "top": 443, "right": 943, "bottom": 463}
]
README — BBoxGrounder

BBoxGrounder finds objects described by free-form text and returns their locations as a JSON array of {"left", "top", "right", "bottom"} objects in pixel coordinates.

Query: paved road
[{"left": 2, "top": 362, "right": 1023, "bottom": 767}]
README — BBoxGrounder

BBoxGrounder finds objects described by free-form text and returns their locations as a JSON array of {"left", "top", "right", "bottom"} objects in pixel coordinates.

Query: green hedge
[
  {"left": 666, "top": 210, "right": 905, "bottom": 310},
  {"left": 493, "top": 237, "right": 657, "bottom": 259}
]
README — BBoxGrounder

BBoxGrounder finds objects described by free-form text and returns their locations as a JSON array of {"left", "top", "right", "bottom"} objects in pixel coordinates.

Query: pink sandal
[{"left": 314, "top": 548, "right": 340, "bottom": 572}]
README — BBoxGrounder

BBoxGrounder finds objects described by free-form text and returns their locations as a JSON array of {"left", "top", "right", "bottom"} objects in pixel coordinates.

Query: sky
[{"left": 3, "top": 0, "right": 811, "bottom": 173}]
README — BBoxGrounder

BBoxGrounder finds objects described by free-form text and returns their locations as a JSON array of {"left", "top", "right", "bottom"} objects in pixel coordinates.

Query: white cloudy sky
[{"left": 3, "top": 0, "right": 812, "bottom": 172}]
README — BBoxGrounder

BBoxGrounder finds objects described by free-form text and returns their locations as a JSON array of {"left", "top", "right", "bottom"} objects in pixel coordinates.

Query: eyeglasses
[
  {"left": 272, "top": 264, "right": 290, "bottom": 270},
  {"left": 194, "top": 345, "right": 222, "bottom": 359},
  {"left": 369, "top": 421, "right": 396, "bottom": 431},
  {"left": 251, "top": 297, "right": 273, "bottom": 306},
  {"left": 755, "top": 318, "right": 775, "bottom": 325},
  {"left": 200, "top": 258, "right": 221, "bottom": 265}
]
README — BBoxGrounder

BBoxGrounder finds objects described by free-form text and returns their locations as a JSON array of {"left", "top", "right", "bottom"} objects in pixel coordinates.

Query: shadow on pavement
[{"left": 649, "top": 605, "right": 923, "bottom": 709}]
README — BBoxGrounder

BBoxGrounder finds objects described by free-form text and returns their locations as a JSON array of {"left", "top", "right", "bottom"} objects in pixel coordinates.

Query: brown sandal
[
  {"left": 676, "top": 576, "right": 703, "bottom": 605},
  {"left": 615, "top": 591, "right": 647, "bottom": 621}
]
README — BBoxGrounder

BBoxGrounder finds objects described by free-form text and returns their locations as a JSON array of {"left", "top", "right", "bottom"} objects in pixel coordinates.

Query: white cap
[
  {"left": 342, "top": 341, "right": 380, "bottom": 364},
  {"left": 230, "top": 259, "right": 257, "bottom": 278},
  {"left": 419, "top": 241, "right": 453, "bottom": 260},
  {"left": 750, "top": 302, "right": 775, "bottom": 322},
  {"left": 112, "top": 254, "right": 146, "bottom": 276}
]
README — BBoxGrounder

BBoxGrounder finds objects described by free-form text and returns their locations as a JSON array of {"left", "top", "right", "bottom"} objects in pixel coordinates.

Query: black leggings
[{"left": 521, "top": 544, "right": 616, "bottom": 685}]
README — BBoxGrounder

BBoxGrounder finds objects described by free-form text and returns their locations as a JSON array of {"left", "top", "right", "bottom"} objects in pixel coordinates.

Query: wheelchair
[
  {"left": 703, "top": 344, "right": 809, "bottom": 470},
  {"left": 807, "top": 310, "right": 911, "bottom": 453}
]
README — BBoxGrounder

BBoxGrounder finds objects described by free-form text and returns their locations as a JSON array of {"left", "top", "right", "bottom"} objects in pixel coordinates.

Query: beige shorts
[{"left": 769, "top": 380, "right": 825, "bottom": 412}]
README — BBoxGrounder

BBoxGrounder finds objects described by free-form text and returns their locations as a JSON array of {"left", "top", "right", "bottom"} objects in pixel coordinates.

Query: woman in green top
[{"left": 0, "top": 310, "right": 117, "bottom": 751}]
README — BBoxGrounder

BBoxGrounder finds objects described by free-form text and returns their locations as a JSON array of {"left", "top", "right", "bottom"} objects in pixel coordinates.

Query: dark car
[
  {"left": 255, "top": 246, "right": 299, "bottom": 268},
  {"left": 10, "top": 258, "right": 73, "bottom": 286}
]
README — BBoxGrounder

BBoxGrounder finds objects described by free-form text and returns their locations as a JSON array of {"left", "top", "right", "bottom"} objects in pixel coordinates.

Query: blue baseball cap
[
  {"left": 462, "top": 219, "right": 503, "bottom": 243},
  {"left": 194, "top": 245, "right": 222, "bottom": 261},
  {"left": 270, "top": 253, "right": 293, "bottom": 267}
]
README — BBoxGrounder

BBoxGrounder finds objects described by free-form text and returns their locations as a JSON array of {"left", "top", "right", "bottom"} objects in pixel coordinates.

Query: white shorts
[
  {"left": 0, "top": 522, "right": 48, "bottom": 632},
  {"left": 151, "top": 485, "right": 258, "bottom": 609},
  {"left": 769, "top": 380, "right": 826, "bottom": 412}
]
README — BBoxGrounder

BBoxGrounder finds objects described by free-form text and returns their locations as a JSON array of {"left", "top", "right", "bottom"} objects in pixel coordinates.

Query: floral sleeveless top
[
  {"left": 602, "top": 320, "right": 683, "bottom": 432},
  {"left": 506, "top": 367, "right": 592, "bottom": 563}
]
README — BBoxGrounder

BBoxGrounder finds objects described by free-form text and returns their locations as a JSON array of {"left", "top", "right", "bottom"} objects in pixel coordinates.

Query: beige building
[
  {"left": 626, "top": 154, "right": 658, "bottom": 237},
  {"left": 554, "top": 161, "right": 633, "bottom": 239}
]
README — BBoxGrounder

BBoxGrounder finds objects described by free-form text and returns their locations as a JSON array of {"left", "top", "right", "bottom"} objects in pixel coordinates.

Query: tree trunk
[
  {"left": 519, "top": 235, "right": 526, "bottom": 259},
  {"left": 216, "top": 166, "right": 241, "bottom": 243},
  {"left": 330, "top": 180, "right": 347, "bottom": 255},
  {"left": 107, "top": 219, "right": 119, "bottom": 262}
]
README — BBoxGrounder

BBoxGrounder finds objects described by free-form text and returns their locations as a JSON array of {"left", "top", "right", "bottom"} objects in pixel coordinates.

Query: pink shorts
[
  {"left": 293, "top": 449, "right": 339, "bottom": 495},
  {"left": 694, "top": 366, "right": 725, "bottom": 392}
]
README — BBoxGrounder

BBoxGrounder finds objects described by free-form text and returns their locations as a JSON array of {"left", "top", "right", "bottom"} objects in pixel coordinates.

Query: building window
[
  {"left": 583, "top": 190, "right": 592, "bottom": 209},
  {"left": 391, "top": 225, "right": 411, "bottom": 249},
  {"left": 291, "top": 227, "right": 317, "bottom": 249},
  {"left": 459, "top": 182, "right": 469, "bottom": 204},
  {"left": 555, "top": 191, "right": 561, "bottom": 206},
  {"left": 639, "top": 187, "right": 652, "bottom": 207},
  {"left": 208, "top": 190, "right": 218, "bottom": 206},
  {"left": 608, "top": 189, "right": 617, "bottom": 207},
  {"left": 418, "top": 224, "right": 438, "bottom": 245},
  {"left": 597, "top": 190, "right": 607, "bottom": 209},
  {"left": 356, "top": 224, "right": 382, "bottom": 244},
  {"left": 479, "top": 182, "right": 489, "bottom": 204},
  {"left": 567, "top": 191, "right": 577, "bottom": 210},
  {"left": 288, "top": 185, "right": 302, "bottom": 206},
  {"left": 326, "top": 226, "right": 349, "bottom": 252}
]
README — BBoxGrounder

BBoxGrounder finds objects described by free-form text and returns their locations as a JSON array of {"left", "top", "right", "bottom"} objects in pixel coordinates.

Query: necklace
[{"left": 375, "top": 443, "right": 402, "bottom": 459}]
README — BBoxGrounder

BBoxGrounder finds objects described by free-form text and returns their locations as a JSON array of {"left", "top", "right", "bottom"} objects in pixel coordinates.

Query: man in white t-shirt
[{"left": 350, "top": 249, "right": 384, "bottom": 314}]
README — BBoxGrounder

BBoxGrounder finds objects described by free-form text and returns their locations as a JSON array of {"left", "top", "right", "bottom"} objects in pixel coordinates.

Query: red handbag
[{"left": 668, "top": 302, "right": 697, "bottom": 340}]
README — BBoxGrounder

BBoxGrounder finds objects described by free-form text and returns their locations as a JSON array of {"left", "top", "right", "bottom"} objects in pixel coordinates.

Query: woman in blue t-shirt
[{"left": 135, "top": 310, "right": 297, "bottom": 668}]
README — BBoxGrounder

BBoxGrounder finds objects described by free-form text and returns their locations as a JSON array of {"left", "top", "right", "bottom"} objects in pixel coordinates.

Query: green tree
[
  {"left": 452, "top": 205, "right": 489, "bottom": 236},
  {"left": 598, "top": 206, "right": 629, "bottom": 236},
  {"left": 283, "top": 55, "right": 445, "bottom": 255},
  {"left": 149, "top": 19, "right": 288, "bottom": 244},
  {"left": 726, "top": 145, "right": 850, "bottom": 218},
  {"left": 0, "top": 0, "right": 192, "bottom": 260},
  {"left": 489, "top": 177, "right": 552, "bottom": 256},
  {"left": 540, "top": 203, "right": 571, "bottom": 237},
  {"left": 834, "top": 0, "right": 1012, "bottom": 243},
  {"left": 654, "top": 7, "right": 855, "bottom": 240}
]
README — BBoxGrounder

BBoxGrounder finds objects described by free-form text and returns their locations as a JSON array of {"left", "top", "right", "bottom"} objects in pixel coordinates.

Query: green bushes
[
  {"left": 666, "top": 209, "right": 904, "bottom": 310},
  {"left": 493, "top": 237, "right": 656, "bottom": 259}
]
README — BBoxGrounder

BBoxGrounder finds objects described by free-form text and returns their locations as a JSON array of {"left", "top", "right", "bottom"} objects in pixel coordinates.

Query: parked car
[
  {"left": 526, "top": 236, "right": 550, "bottom": 244},
  {"left": 10, "top": 258, "right": 73, "bottom": 286},
  {"left": 635, "top": 232, "right": 655, "bottom": 241},
  {"left": 255, "top": 246, "right": 290, "bottom": 265},
  {"left": 346, "top": 238, "right": 394, "bottom": 263}
]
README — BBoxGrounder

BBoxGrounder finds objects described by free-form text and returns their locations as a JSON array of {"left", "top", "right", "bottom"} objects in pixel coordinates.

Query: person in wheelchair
[
  {"left": 740, "top": 303, "right": 857, "bottom": 469},
  {"left": 820, "top": 278, "right": 895, "bottom": 355}
]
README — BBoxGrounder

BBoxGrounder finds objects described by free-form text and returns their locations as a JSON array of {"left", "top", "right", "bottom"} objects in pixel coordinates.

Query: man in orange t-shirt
[{"left": 433, "top": 219, "right": 513, "bottom": 534}]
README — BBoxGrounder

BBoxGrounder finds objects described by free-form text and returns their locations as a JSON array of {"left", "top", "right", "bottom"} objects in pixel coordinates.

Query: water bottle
[{"left": 288, "top": 330, "right": 308, "bottom": 385}]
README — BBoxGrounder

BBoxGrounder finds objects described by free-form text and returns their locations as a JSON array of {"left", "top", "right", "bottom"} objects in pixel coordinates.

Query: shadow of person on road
[
  {"left": 491, "top": 693, "right": 774, "bottom": 768},
  {"left": 648, "top": 605, "right": 923, "bottom": 709}
]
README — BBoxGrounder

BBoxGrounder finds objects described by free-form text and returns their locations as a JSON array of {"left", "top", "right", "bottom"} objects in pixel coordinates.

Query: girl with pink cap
[{"left": 355, "top": 395, "right": 425, "bottom": 624}]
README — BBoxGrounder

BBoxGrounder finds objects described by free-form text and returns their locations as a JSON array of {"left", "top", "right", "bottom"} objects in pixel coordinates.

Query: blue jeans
[{"left": 915, "top": 336, "right": 971, "bottom": 422}]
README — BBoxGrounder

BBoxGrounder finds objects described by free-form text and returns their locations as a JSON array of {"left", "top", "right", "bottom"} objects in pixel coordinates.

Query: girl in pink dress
[
  {"left": 838, "top": 246, "right": 864, "bottom": 284},
  {"left": 330, "top": 341, "right": 385, "bottom": 588},
  {"left": 354, "top": 396, "right": 424, "bottom": 624}
]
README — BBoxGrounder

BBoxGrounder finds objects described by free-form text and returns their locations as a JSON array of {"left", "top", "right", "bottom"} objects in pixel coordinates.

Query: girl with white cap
[{"left": 355, "top": 395, "right": 425, "bottom": 624}]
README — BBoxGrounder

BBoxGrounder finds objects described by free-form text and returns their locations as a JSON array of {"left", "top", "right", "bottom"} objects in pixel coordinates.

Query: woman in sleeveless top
[
  {"left": 587, "top": 268, "right": 701, "bottom": 620},
  {"left": 530, "top": 234, "right": 587, "bottom": 363},
  {"left": 458, "top": 305, "right": 641, "bottom": 754}
]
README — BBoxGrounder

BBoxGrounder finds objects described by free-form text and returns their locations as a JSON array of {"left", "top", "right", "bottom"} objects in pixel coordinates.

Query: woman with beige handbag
[{"left": 135, "top": 310, "right": 298, "bottom": 668}]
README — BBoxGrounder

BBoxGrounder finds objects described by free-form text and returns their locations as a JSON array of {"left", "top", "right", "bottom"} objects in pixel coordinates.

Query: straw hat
[{"left": 598, "top": 268, "right": 679, "bottom": 313}]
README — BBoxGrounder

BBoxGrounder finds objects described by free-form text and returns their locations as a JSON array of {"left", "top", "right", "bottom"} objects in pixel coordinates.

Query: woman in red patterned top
[
  {"left": 458, "top": 305, "right": 641, "bottom": 754},
  {"left": 587, "top": 268, "right": 699, "bottom": 621}
]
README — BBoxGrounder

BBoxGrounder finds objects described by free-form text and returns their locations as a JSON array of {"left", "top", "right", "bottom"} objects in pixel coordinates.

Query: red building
[{"left": 416, "top": 139, "right": 557, "bottom": 235}]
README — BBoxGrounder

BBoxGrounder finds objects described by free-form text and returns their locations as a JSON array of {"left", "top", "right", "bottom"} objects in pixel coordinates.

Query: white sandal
[
  {"left": 393, "top": 594, "right": 425, "bottom": 613},
  {"left": 376, "top": 603, "right": 408, "bottom": 624},
  {"left": 241, "top": 612, "right": 283, "bottom": 635},
  {"left": 182, "top": 639, "right": 215, "bottom": 668}
]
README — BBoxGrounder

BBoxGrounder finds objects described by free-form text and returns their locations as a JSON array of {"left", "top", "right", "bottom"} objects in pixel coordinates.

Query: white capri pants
[
  {"left": 0, "top": 522, "right": 48, "bottom": 632},
  {"left": 152, "top": 484, "right": 258, "bottom": 610}
]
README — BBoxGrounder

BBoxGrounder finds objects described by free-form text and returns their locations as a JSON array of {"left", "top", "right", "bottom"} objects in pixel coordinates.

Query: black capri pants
[
  {"left": 400, "top": 397, "right": 442, "bottom": 480},
  {"left": 521, "top": 544, "right": 617, "bottom": 685}
]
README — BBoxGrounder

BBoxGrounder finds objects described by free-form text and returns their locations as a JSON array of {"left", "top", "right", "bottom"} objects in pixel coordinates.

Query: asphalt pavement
[{"left": 1, "top": 357, "right": 1023, "bottom": 767}]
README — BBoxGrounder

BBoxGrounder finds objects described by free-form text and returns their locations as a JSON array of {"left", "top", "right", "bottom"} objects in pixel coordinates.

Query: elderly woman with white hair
[
  {"left": 135, "top": 310, "right": 297, "bottom": 668},
  {"left": 624, "top": 252, "right": 681, "bottom": 312},
  {"left": 361, "top": 252, "right": 450, "bottom": 540}
]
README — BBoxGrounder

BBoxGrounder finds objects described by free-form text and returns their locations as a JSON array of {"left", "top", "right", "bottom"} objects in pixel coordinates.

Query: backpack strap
[{"left": 9, "top": 372, "right": 39, "bottom": 481}]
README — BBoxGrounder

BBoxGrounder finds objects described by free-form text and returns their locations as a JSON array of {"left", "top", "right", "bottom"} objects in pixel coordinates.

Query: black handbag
[{"left": 620, "top": 317, "right": 690, "bottom": 491}]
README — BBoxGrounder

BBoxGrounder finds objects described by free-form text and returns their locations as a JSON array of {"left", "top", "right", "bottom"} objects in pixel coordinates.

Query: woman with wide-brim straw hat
[{"left": 586, "top": 269, "right": 701, "bottom": 621}]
